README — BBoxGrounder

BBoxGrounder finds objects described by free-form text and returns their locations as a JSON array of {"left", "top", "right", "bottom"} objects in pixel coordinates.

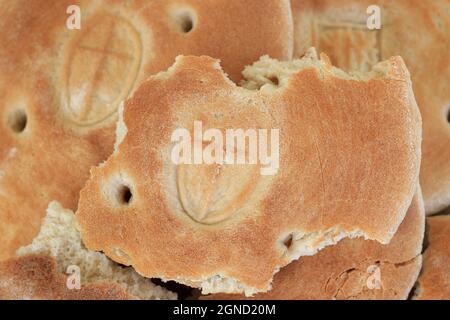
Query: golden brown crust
[
  {"left": 0, "top": 0, "right": 293, "bottom": 260},
  {"left": 76, "top": 54, "right": 421, "bottom": 295},
  {"left": 0, "top": 255, "right": 133, "bottom": 300},
  {"left": 291, "top": 0, "right": 450, "bottom": 214},
  {"left": 202, "top": 190, "right": 424, "bottom": 300},
  {"left": 415, "top": 215, "right": 450, "bottom": 300}
]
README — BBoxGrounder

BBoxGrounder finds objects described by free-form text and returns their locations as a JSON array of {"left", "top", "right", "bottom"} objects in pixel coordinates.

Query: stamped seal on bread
[
  {"left": 61, "top": 13, "right": 142, "bottom": 126},
  {"left": 76, "top": 50, "right": 421, "bottom": 296}
]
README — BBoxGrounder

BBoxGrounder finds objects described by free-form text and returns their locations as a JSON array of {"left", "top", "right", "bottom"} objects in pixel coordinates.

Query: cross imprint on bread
[
  {"left": 315, "top": 22, "right": 382, "bottom": 72},
  {"left": 61, "top": 14, "right": 142, "bottom": 126}
]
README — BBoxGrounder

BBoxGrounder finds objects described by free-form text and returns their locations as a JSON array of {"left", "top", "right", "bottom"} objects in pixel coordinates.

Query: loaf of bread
[
  {"left": 75, "top": 50, "right": 421, "bottom": 296},
  {"left": 0, "top": 0, "right": 293, "bottom": 261},
  {"left": 291, "top": 0, "right": 450, "bottom": 214},
  {"left": 0, "top": 202, "right": 176, "bottom": 300}
]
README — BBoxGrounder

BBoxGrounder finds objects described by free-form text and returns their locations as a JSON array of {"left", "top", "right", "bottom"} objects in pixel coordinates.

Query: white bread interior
[
  {"left": 241, "top": 48, "right": 396, "bottom": 92},
  {"left": 17, "top": 201, "right": 176, "bottom": 300}
]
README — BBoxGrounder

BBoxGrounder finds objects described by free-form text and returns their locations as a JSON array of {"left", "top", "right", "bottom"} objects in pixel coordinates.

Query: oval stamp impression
[{"left": 61, "top": 14, "right": 142, "bottom": 126}]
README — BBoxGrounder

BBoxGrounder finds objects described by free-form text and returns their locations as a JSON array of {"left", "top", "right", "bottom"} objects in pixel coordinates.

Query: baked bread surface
[
  {"left": 76, "top": 52, "right": 421, "bottom": 295},
  {"left": 292, "top": 0, "right": 450, "bottom": 214},
  {"left": 415, "top": 214, "right": 450, "bottom": 300},
  {"left": 203, "top": 189, "right": 424, "bottom": 299}
]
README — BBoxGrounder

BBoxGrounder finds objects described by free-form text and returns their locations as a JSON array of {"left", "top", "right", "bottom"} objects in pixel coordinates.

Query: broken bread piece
[
  {"left": 202, "top": 189, "right": 424, "bottom": 300},
  {"left": 0, "top": 202, "right": 176, "bottom": 300},
  {"left": 76, "top": 51, "right": 421, "bottom": 296}
]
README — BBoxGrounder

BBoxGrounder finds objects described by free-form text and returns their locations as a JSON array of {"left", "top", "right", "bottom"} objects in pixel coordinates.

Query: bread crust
[
  {"left": 415, "top": 214, "right": 450, "bottom": 300},
  {"left": 203, "top": 189, "right": 424, "bottom": 300},
  {"left": 291, "top": 0, "right": 450, "bottom": 214},
  {"left": 0, "top": 255, "right": 133, "bottom": 300},
  {"left": 0, "top": 0, "right": 293, "bottom": 260},
  {"left": 76, "top": 53, "right": 421, "bottom": 295}
]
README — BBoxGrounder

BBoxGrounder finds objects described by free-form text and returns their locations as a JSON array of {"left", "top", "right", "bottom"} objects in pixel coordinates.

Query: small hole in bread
[
  {"left": 180, "top": 15, "right": 193, "bottom": 33},
  {"left": 104, "top": 177, "right": 136, "bottom": 207},
  {"left": 268, "top": 76, "right": 279, "bottom": 86},
  {"left": 171, "top": 9, "right": 195, "bottom": 34},
  {"left": 117, "top": 185, "right": 133, "bottom": 205},
  {"left": 447, "top": 106, "right": 450, "bottom": 123},
  {"left": 283, "top": 233, "right": 293, "bottom": 249},
  {"left": 8, "top": 109, "right": 27, "bottom": 133}
]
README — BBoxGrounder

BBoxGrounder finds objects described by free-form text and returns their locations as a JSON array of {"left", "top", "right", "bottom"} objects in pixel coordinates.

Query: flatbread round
[
  {"left": 75, "top": 52, "right": 421, "bottom": 296},
  {"left": 0, "top": 0, "right": 293, "bottom": 260},
  {"left": 292, "top": 0, "right": 450, "bottom": 214}
]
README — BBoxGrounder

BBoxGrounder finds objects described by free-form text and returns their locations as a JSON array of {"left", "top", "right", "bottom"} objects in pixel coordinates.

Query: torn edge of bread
[
  {"left": 16, "top": 202, "right": 176, "bottom": 300},
  {"left": 161, "top": 227, "right": 365, "bottom": 297},
  {"left": 241, "top": 48, "right": 407, "bottom": 93}
]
